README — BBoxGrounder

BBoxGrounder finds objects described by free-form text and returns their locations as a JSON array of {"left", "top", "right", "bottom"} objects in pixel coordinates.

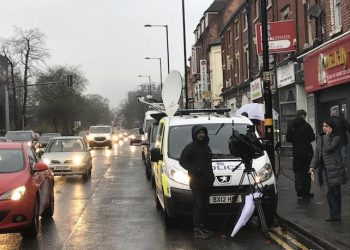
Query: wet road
[{"left": 0, "top": 142, "right": 317, "bottom": 249}]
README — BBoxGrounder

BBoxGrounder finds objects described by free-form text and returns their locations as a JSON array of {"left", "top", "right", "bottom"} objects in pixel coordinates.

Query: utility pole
[
  {"left": 182, "top": 0, "right": 189, "bottom": 109},
  {"left": 260, "top": 0, "right": 275, "bottom": 173}
]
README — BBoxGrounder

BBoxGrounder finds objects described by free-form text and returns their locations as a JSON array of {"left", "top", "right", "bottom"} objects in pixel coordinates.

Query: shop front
[{"left": 303, "top": 32, "right": 350, "bottom": 132}]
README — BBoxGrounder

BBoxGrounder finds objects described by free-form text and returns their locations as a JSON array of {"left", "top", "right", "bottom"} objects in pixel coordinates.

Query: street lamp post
[
  {"left": 145, "top": 57, "right": 162, "bottom": 91},
  {"left": 144, "top": 24, "right": 170, "bottom": 74},
  {"left": 138, "top": 75, "right": 152, "bottom": 95},
  {"left": 181, "top": 0, "right": 189, "bottom": 109}
]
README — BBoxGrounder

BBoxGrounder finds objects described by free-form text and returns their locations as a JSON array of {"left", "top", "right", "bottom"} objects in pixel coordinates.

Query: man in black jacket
[
  {"left": 286, "top": 109, "right": 315, "bottom": 198},
  {"left": 179, "top": 125, "right": 215, "bottom": 239}
]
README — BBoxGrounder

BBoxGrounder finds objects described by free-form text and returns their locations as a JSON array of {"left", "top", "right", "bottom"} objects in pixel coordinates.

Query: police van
[{"left": 150, "top": 109, "right": 277, "bottom": 226}]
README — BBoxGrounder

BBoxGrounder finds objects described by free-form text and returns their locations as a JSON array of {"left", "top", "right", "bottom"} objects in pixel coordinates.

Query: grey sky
[{"left": 1, "top": 0, "right": 213, "bottom": 108}]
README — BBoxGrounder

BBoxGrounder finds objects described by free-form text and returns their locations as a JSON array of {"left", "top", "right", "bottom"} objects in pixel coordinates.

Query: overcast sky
[{"left": 1, "top": 0, "right": 214, "bottom": 108}]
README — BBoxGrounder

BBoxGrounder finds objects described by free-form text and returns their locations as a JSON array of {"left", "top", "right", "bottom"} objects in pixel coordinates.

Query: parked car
[
  {"left": 142, "top": 123, "right": 159, "bottom": 182},
  {"left": 0, "top": 142, "right": 54, "bottom": 238},
  {"left": 129, "top": 128, "right": 143, "bottom": 145},
  {"left": 41, "top": 136, "right": 92, "bottom": 180},
  {"left": 38, "top": 133, "right": 61, "bottom": 149},
  {"left": 5, "top": 130, "right": 39, "bottom": 150}
]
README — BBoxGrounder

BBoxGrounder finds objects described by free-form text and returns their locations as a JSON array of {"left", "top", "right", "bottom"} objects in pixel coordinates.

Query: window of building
[
  {"left": 281, "top": 5, "right": 290, "bottom": 20},
  {"left": 205, "top": 13, "right": 209, "bottom": 28},
  {"left": 254, "top": 0, "right": 259, "bottom": 21},
  {"left": 267, "top": 0, "right": 272, "bottom": 9},
  {"left": 234, "top": 20, "right": 239, "bottom": 40},
  {"left": 228, "top": 28, "right": 232, "bottom": 47},
  {"left": 243, "top": 44, "right": 249, "bottom": 80},
  {"left": 235, "top": 52, "right": 240, "bottom": 83},
  {"left": 330, "top": 0, "right": 342, "bottom": 31},
  {"left": 242, "top": 10, "right": 248, "bottom": 32},
  {"left": 201, "top": 19, "right": 205, "bottom": 33}
]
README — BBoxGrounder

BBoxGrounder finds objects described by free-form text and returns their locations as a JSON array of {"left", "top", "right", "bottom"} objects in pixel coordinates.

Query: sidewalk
[{"left": 276, "top": 156, "right": 350, "bottom": 250}]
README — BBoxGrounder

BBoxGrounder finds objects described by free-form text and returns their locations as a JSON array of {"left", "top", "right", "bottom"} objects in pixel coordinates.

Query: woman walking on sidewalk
[{"left": 309, "top": 119, "right": 348, "bottom": 222}]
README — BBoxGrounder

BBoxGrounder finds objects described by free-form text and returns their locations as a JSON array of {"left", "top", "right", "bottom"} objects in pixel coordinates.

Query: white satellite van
[
  {"left": 148, "top": 71, "right": 277, "bottom": 227},
  {"left": 150, "top": 110, "right": 277, "bottom": 226}
]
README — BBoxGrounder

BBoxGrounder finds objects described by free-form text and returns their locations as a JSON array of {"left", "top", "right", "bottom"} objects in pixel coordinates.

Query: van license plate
[{"left": 209, "top": 195, "right": 242, "bottom": 204}]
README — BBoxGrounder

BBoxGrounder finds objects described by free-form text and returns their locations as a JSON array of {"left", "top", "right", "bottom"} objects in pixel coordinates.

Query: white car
[
  {"left": 150, "top": 109, "right": 277, "bottom": 227},
  {"left": 88, "top": 125, "right": 113, "bottom": 149},
  {"left": 42, "top": 136, "right": 92, "bottom": 180}
]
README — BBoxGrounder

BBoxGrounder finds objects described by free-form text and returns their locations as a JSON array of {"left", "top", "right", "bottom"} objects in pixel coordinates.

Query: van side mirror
[
  {"left": 139, "top": 128, "right": 144, "bottom": 135},
  {"left": 150, "top": 148, "right": 162, "bottom": 162}
]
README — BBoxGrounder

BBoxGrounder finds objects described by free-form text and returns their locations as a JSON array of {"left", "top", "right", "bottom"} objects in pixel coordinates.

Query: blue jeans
[{"left": 326, "top": 185, "right": 341, "bottom": 220}]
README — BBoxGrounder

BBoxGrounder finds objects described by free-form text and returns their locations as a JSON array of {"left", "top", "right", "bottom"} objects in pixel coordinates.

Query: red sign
[
  {"left": 303, "top": 33, "right": 350, "bottom": 93},
  {"left": 256, "top": 20, "right": 296, "bottom": 55}
]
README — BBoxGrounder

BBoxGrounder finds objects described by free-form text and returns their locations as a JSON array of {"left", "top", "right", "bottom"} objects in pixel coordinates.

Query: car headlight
[
  {"left": 27, "top": 141, "right": 32, "bottom": 147},
  {"left": 168, "top": 166, "right": 190, "bottom": 185},
  {"left": 43, "top": 158, "right": 51, "bottom": 165},
  {"left": 106, "top": 135, "right": 111, "bottom": 140},
  {"left": 130, "top": 135, "right": 135, "bottom": 139},
  {"left": 119, "top": 134, "right": 123, "bottom": 138},
  {"left": 255, "top": 163, "right": 273, "bottom": 183},
  {"left": 73, "top": 156, "right": 82, "bottom": 165},
  {"left": 87, "top": 135, "right": 93, "bottom": 141},
  {"left": 113, "top": 135, "right": 118, "bottom": 140},
  {"left": 0, "top": 186, "right": 26, "bottom": 201}
]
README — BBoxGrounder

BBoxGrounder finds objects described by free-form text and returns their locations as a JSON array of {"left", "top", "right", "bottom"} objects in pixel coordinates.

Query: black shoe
[
  {"left": 302, "top": 193, "right": 314, "bottom": 199},
  {"left": 325, "top": 217, "right": 341, "bottom": 222}
]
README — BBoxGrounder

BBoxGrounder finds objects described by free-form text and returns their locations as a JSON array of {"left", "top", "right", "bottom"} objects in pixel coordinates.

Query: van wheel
[
  {"left": 21, "top": 197, "right": 40, "bottom": 238},
  {"left": 164, "top": 209, "right": 175, "bottom": 228},
  {"left": 155, "top": 188, "right": 161, "bottom": 210}
]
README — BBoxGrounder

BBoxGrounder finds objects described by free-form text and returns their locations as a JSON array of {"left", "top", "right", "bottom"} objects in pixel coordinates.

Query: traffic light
[{"left": 67, "top": 75, "right": 73, "bottom": 87}]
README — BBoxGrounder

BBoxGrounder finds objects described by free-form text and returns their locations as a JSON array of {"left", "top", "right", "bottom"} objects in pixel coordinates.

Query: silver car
[{"left": 41, "top": 136, "right": 92, "bottom": 180}]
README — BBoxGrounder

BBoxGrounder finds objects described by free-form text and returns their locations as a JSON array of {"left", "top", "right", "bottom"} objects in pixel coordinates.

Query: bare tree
[
  {"left": 12, "top": 27, "right": 49, "bottom": 127},
  {"left": 0, "top": 39, "right": 21, "bottom": 129}
]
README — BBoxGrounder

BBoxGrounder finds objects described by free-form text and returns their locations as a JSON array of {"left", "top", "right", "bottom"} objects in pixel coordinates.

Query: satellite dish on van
[{"left": 162, "top": 70, "right": 182, "bottom": 116}]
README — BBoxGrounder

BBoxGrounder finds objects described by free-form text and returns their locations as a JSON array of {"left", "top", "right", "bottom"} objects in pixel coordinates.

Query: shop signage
[
  {"left": 250, "top": 78, "right": 262, "bottom": 100},
  {"left": 191, "top": 47, "right": 197, "bottom": 74},
  {"left": 277, "top": 62, "right": 295, "bottom": 88},
  {"left": 303, "top": 33, "right": 350, "bottom": 92},
  {"left": 200, "top": 59, "right": 207, "bottom": 90},
  {"left": 256, "top": 20, "right": 296, "bottom": 55}
]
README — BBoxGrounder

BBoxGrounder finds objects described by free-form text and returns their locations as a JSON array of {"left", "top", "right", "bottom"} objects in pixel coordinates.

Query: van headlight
[
  {"left": 168, "top": 167, "right": 190, "bottom": 185},
  {"left": 255, "top": 163, "right": 273, "bottom": 183},
  {"left": 0, "top": 186, "right": 26, "bottom": 201}
]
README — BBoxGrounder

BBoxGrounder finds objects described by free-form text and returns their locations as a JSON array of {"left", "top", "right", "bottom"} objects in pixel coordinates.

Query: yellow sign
[{"left": 323, "top": 47, "right": 347, "bottom": 70}]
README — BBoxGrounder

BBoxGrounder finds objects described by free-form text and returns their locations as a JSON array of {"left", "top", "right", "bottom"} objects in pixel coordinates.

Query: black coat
[
  {"left": 286, "top": 117, "right": 315, "bottom": 171},
  {"left": 179, "top": 125, "right": 215, "bottom": 189},
  {"left": 331, "top": 116, "right": 350, "bottom": 145}
]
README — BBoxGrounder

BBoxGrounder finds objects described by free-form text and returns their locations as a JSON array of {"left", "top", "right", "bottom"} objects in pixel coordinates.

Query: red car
[{"left": 0, "top": 142, "right": 54, "bottom": 238}]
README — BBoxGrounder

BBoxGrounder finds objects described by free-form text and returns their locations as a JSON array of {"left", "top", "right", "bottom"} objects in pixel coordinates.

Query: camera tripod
[{"left": 237, "top": 158, "right": 269, "bottom": 234}]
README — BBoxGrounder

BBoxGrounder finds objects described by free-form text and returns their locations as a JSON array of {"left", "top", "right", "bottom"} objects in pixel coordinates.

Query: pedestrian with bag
[
  {"left": 309, "top": 119, "right": 348, "bottom": 222},
  {"left": 286, "top": 109, "right": 316, "bottom": 198},
  {"left": 179, "top": 125, "right": 215, "bottom": 239}
]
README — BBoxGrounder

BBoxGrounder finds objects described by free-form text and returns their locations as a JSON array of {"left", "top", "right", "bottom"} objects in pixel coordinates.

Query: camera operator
[{"left": 179, "top": 125, "right": 215, "bottom": 239}]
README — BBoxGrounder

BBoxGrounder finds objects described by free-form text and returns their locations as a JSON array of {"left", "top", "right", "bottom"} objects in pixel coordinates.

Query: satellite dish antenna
[
  {"left": 308, "top": 4, "right": 321, "bottom": 18},
  {"left": 162, "top": 70, "right": 182, "bottom": 116}
]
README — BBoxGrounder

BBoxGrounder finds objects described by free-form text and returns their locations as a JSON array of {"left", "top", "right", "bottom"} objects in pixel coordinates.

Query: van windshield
[{"left": 168, "top": 123, "right": 250, "bottom": 160}]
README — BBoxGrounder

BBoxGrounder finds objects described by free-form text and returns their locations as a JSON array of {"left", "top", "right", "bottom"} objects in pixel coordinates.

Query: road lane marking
[
  {"left": 269, "top": 232, "right": 294, "bottom": 250},
  {"left": 271, "top": 227, "right": 309, "bottom": 250}
]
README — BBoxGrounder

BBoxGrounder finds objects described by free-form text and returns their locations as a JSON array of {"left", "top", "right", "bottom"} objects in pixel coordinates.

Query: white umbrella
[
  {"left": 236, "top": 103, "right": 279, "bottom": 121},
  {"left": 231, "top": 192, "right": 262, "bottom": 237}
]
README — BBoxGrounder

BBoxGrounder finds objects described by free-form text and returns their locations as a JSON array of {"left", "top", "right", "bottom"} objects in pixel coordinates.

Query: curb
[{"left": 277, "top": 214, "right": 339, "bottom": 250}]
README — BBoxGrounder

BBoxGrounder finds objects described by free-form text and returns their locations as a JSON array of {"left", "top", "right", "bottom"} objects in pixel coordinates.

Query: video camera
[{"left": 228, "top": 125, "right": 265, "bottom": 168}]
